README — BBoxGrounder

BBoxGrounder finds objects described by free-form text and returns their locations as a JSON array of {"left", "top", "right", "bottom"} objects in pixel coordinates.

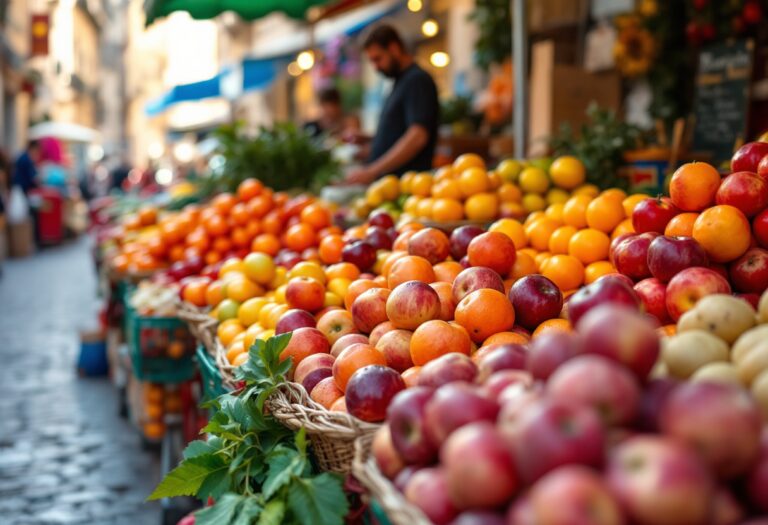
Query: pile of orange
[{"left": 110, "top": 179, "right": 337, "bottom": 275}]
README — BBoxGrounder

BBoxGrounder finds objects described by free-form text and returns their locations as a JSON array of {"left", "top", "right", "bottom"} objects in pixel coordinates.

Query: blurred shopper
[
  {"left": 110, "top": 157, "right": 132, "bottom": 192},
  {"left": 12, "top": 140, "right": 41, "bottom": 195},
  {"left": 344, "top": 24, "right": 439, "bottom": 184},
  {"left": 304, "top": 87, "right": 347, "bottom": 139}
]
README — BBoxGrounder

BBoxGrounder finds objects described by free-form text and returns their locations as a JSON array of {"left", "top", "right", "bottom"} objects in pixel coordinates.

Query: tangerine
[
  {"left": 387, "top": 256, "right": 436, "bottom": 288},
  {"left": 410, "top": 320, "right": 472, "bottom": 365},
  {"left": 692, "top": 205, "right": 751, "bottom": 263},
  {"left": 333, "top": 344, "right": 387, "bottom": 391},
  {"left": 585, "top": 196, "right": 625, "bottom": 233},
  {"left": 532, "top": 318, "right": 571, "bottom": 338},
  {"left": 568, "top": 228, "right": 610, "bottom": 264},
  {"left": 525, "top": 218, "right": 560, "bottom": 252},
  {"left": 670, "top": 162, "right": 722, "bottom": 212},
  {"left": 467, "top": 231, "right": 517, "bottom": 276},
  {"left": 455, "top": 289, "right": 516, "bottom": 343},
  {"left": 664, "top": 212, "right": 699, "bottom": 237},
  {"left": 548, "top": 225, "right": 578, "bottom": 255},
  {"left": 541, "top": 254, "right": 584, "bottom": 291}
]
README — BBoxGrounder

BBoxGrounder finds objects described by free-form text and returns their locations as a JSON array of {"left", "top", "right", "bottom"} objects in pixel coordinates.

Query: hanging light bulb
[
  {"left": 287, "top": 61, "right": 303, "bottom": 77},
  {"left": 297, "top": 50, "right": 315, "bottom": 71},
  {"left": 421, "top": 19, "right": 439, "bottom": 37},
  {"left": 407, "top": 0, "right": 423, "bottom": 12},
  {"left": 430, "top": 51, "right": 450, "bottom": 68}
]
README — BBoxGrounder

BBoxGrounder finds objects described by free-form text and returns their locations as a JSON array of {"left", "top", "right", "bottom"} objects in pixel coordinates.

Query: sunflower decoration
[{"left": 614, "top": 16, "right": 656, "bottom": 78}]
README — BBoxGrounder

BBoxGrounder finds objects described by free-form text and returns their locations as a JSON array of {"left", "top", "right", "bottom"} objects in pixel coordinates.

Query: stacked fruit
[
  {"left": 110, "top": 178, "right": 336, "bottom": 275},
  {"left": 140, "top": 383, "right": 182, "bottom": 440},
  {"left": 369, "top": 287, "right": 768, "bottom": 524},
  {"left": 356, "top": 154, "right": 592, "bottom": 224}
]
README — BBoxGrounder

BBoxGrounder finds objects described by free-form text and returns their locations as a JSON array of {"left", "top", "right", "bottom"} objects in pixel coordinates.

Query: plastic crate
[
  {"left": 125, "top": 297, "right": 196, "bottom": 384},
  {"left": 196, "top": 345, "right": 226, "bottom": 401}
]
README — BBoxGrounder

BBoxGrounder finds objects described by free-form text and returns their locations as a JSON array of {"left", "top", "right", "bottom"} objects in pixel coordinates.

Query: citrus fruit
[
  {"left": 519, "top": 167, "right": 550, "bottom": 194},
  {"left": 548, "top": 225, "right": 578, "bottom": 255},
  {"left": 669, "top": 162, "right": 722, "bottom": 212},
  {"left": 692, "top": 205, "right": 751, "bottom": 263},
  {"left": 410, "top": 320, "right": 472, "bottom": 365},
  {"left": 541, "top": 254, "right": 584, "bottom": 291},
  {"left": 549, "top": 156, "right": 586, "bottom": 190},
  {"left": 455, "top": 289, "right": 516, "bottom": 343},
  {"left": 464, "top": 192, "right": 499, "bottom": 221},
  {"left": 562, "top": 194, "right": 592, "bottom": 228},
  {"left": 522, "top": 193, "right": 547, "bottom": 213},
  {"left": 585, "top": 196, "right": 625, "bottom": 233},
  {"left": 489, "top": 218, "right": 527, "bottom": 250},
  {"left": 497, "top": 159, "right": 523, "bottom": 182},
  {"left": 458, "top": 167, "right": 489, "bottom": 197},
  {"left": 568, "top": 228, "right": 611, "bottom": 264}
]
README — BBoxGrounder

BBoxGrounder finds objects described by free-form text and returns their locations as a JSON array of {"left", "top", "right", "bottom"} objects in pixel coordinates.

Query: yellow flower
[{"left": 614, "top": 25, "right": 655, "bottom": 77}]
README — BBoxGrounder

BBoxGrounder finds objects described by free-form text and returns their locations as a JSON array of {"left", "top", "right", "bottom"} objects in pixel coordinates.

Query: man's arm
[{"left": 346, "top": 124, "right": 428, "bottom": 184}]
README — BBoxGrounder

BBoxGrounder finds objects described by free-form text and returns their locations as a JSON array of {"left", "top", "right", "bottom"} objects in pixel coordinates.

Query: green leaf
[
  {"left": 263, "top": 447, "right": 304, "bottom": 500},
  {"left": 183, "top": 440, "right": 218, "bottom": 459},
  {"left": 199, "top": 467, "right": 231, "bottom": 501},
  {"left": 195, "top": 493, "right": 245, "bottom": 525},
  {"left": 294, "top": 428, "right": 307, "bottom": 457},
  {"left": 287, "top": 474, "right": 349, "bottom": 525},
  {"left": 233, "top": 498, "right": 264, "bottom": 525},
  {"left": 149, "top": 455, "right": 227, "bottom": 500},
  {"left": 257, "top": 500, "right": 286, "bottom": 525}
]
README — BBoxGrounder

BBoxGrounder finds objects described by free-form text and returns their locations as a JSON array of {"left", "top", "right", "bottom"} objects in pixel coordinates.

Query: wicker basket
[
  {"left": 176, "top": 300, "right": 219, "bottom": 354},
  {"left": 352, "top": 436, "right": 431, "bottom": 525},
  {"left": 266, "top": 381, "right": 380, "bottom": 475}
]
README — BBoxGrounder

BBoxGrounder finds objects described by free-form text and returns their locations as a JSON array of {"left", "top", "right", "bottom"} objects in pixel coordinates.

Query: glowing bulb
[
  {"left": 421, "top": 19, "right": 439, "bottom": 37},
  {"left": 430, "top": 51, "right": 450, "bottom": 68},
  {"left": 173, "top": 142, "right": 195, "bottom": 163},
  {"left": 155, "top": 168, "right": 173, "bottom": 186},
  {"left": 297, "top": 50, "right": 315, "bottom": 71},
  {"left": 148, "top": 142, "right": 165, "bottom": 160},
  {"left": 407, "top": 0, "right": 423, "bottom": 12},
  {"left": 287, "top": 61, "right": 303, "bottom": 77}
]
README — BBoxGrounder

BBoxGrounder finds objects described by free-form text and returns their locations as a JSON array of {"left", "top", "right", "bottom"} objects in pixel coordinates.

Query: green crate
[
  {"left": 125, "top": 294, "right": 196, "bottom": 384},
  {"left": 196, "top": 344, "right": 227, "bottom": 401}
]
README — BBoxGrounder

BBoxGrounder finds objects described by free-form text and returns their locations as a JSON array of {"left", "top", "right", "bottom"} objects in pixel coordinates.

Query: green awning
[{"left": 144, "top": 0, "right": 333, "bottom": 25}]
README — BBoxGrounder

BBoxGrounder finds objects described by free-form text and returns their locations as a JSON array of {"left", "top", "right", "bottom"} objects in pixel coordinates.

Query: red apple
[
  {"left": 275, "top": 308, "right": 316, "bottom": 335},
  {"left": 508, "top": 275, "right": 563, "bottom": 331},
  {"left": 729, "top": 247, "right": 768, "bottom": 293},
  {"left": 609, "top": 233, "right": 635, "bottom": 265},
  {"left": 452, "top": 267, "right": 505, "bottom": 303},
  {"left": 506, "top": 495, "right": 536, "bottom": 525},
  {"left": 526, "top": 331, "right": 584, "bottom": 380},
  {"left": 737, "top": 292, "right": 761, "bottom": 309},
  {"left": 300, "top": 368, "right": 333, "bottom": 396},
  {"left": 577, "top": 305, "right": 660, "bottom": 380},
  {"left": 275, "top": 249, "right": 302, "bottom": 270},
  {"left": 636, "top": 377, "right": 679, "bottom": 432},
  {"left": 316, "top": 309, "right": 358, "bottom": 346},
  {"left": 480, "top": 370, "right": 534, "bottom": 401},
  {"left": 712, "top": 488, "right": 744, "bottom": 525},
  {"left": 342, "top": 240, "right": 377, "bottom": 271},
  {"left": 747, "top": 432, "right": 768, "bottom": 512},
  {"left": 424, "top": 382, "right": 499, "bottom": 446},
  {"left": 351, "top": 287, "right": 391, "bottom": 333},
  {"left": 450, "top": 225, "right": 486, "bottom": 260},
  {"left": 547, "top": 355, "right": 641, "bottom": 427},
  {"left": 476, "top": 344, "right": 527, "bottom": 382},
  {"left": 309, "top": 376, "right": 343, "bottom": 409},
  {"left": 430, "top": 282, "right": 457, "bottom": 321},
  {"left": 449, "top": 512, "right": 505, "bottom": 525},
  {"left": 375, "top": 329, "right": 414, "bottom": 372},
  {"left": 661, "top": 381, "right": 762, "bottom": 478},
  {"left": 418, "top": 352, "right": 478, "bottom": 388},
  {"left": 393, "top": 465, "right": 420, "bottom": 492},
  {"left": 568, "top": 277, "right": 641, "bottom": 325},
  {"left": 716, "top": 171, "right": 768, "bottom": 217},
  {"left": 330, "top": 333, "right": 368, "bottom": 358},
  {"left": 758, "top": 154, "right": 768, "bottom": 183},
  {"left": 506, "top": 399, "right": 605, "bottom": 484},
  {"left": 441, "top": 421, "right": 519, "bottom": 509},
  {"left": 408, "top": 227, "right": 451, "bottom": 265},
  {"left": 632, "top": 197, "right": 680, "bottom": 234},
  {"left": 647, "top": 235, "right": 709, "bottom": 283},
  {"left": 613, "top": 232, "right": 659, "bottom": 281},
  {"left": 372, "top": 424, "right": 405, "bottom": 479},
  {"left": 753, "top": 209, "right": 768, "bottom": 248},
  {"left": 369, "top": 321, "right": 396, "bottom": 346},
  {"left": 364, "top": 226, "right": 394, "bottom": 251},
  {"left": 404, "top": 468, "right": 458, "bottom": 525},
  {"left": 279, "top": 327, "right": 330, "bottom": 377},
  {"left": 606, "top": 436, "right": 714, "bottom": 525},
  {"left": 369, "top": 210, "right": 395, "bottom": 229},
  {"left": 665, "top": 266, "right": 732, "bottom": 321},
  {"left": 387, "top": 386, "right": 437, "bottom": 464},
  {"left": 633, "top": 278, "right": 672, "bottom": 324},
  {"left": 386, "top": 280, "right": 441, "bottom": 330},
  {"left": 294, "top": 353, "right": 336, "bottom": 385},
  {"left": 732, "top": 141, "right": 768, "bottom": 173},
  {"left": 285, "top": 277, "right": 325, "bottom": 312},
  {"left": 529, "top": 466, "right": 623, "bottom": 525},
  {"left": 344, "top": 365, "right": 405, "bottom": 422}
]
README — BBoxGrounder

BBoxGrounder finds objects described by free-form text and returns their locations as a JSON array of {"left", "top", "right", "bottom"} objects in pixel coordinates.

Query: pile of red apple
[{"left": 371, "top": 291, "right": 768, "bottom": 524}]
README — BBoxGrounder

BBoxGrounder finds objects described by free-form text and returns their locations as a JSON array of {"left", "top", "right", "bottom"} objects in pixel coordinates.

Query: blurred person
[
  {"left": 37, "top": 137, "right": 72, "bottom": 196},
  {"left": 344, "top": 24, "right": 439, "bottom": 184},
  {"left": 12, "top": 140, "right": 41, "bottom": 194},
  {"left": 304, "top": 87, "right": 347, "bottom": 139},
  {"left": 110, "top": 157, "right": 132, "bottom": 192}
]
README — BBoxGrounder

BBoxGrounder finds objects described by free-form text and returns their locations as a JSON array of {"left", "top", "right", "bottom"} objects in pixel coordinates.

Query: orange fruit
[
  {"left": 344, "top": 279, "right": 379, "bottom": 310},
  {"left": 203, "top": 214, "right": 229, "bottom": 237},
  {"left": 562, "top": 195, "right": 592, "bottom": 229},
  {"left": 568, "top": 228, "right": 610, "bottom": 265},
  {"left": 401, "top": 366, "right": 422, "bottom": 388},
  {"left": 534, "top": 252, "right": 552, "bottom": 271},
  {"left": 205, "top": 280, "right": 227, "bottom": 307},
  {"left": 251, "top": 234, "right": 281, "bottom": 256},
  {"left": 284, "top": 223, "right": 317, "bottom": 252},
  {"left": 510, "top": 251, "right": 537, "bottom": 280},
  {"left": 532, "top": 318, "right": 571, "bottom": 338},
  {"left": 433, "top": 261, "right": 463, "bottom": 283},
  {"left": 669, "top": 162, "right": 722, "bottom": 212},
  {"left": 692, "top": 205, "right": 751, "bottom": 263},
  {"left": 525, "top": 218, "right": 560, "bottom": 252},
  {"left": 544, "top": 203, "right": 565, "bottom": 224},
  {"left": 381, "top": 251, "right": 408, "bottom": 278},
  {"left": 549, "top": 156, "right": 586, "bottom": 190},
  {"left": 137, "top": 207, "right": 158, "bottom": 226},
  {"left": 227, "top": 277, "right": 263, "bottom": 303},
  {"left": 455, "top": 289, "right": 516, "bottom": 343},
  {"left": 467, "top": 231, "right": 518, "bottom": 276},
  {"left": 548, "top": 225, "right": 578, "bottom": 255},
  {"left": 664, "top": 212, "right": 699, "bottom": 237},
  {"left": 212, "top": 193, "right": 237, "bottom": 215},
  {"left": 300, "top": 203, "right": 331, "bottom": 230},
  {"left": 465, "top": 192, "right": 499, "bottom": 221},
  {"left": 319, "top": 235, "right": 345, "bottom": 264},
  {"left": 453, "top": 153, "right": 486, "bottom": 173},
  {"left": 498, "top": 182, "right": 523, "bottom": 203},
  {"left": 483, "top": 331, "right": 529, "bottom": 346},
  {"left": 218, "top": 319, "right": 245, "bottom": 347},
  {"left": 410, "top": 320, "right": 472, "bottom": 365},
  {"left": 181, "top": 279, "right": 209, "bottom": 307},
  {"left": 416, "top": 198, "right": 435, "bottom": 219},
  {"left": 584, "top": 261, "right": 617, "bottom": 284},
  {"left": 289, "top": 261, "right": 326, "bottom": 284},
  {"left": 432, "top": 180, "right": 463, "bottom": 200},
  {"left": 387, "top": 256, "right": 436, "bottom": 289},
  {"left": 332, "top": 344, "right": 387, "bottom": 391},
  {"left": 237, "top": 178, "right": 263, "bottom": 201},
  {"left": 458, "top": 168, "right": 489, "bottom": 198},
  {"left": 489, "top": 218, "right": 527, "bottom": 250},
  {"left": 622, "top": 194, "right": 651, "bottom": 218},
  {"left": 231, "top": 202, "right": 250, "bottom": 226},
  {"left": 434, "top": 166, "right": 454, "bottom": 183},
  {"left": 262, "top": 210, "right": 285, "bottom": 235},
  {"left": 600, "top": 188, "right": 627, "bottom": 202},
  {"left": 219, "top": 257, "right": 245, "bottom": 277},
  {"left": 432, "top": 198, "right": 465, "bottom": 221},
  {"left": 585, "top": 196, "right": 625, "bottom": 233},
  {"left": 247, "top": 194, "right": 273, "bottom": 219},
  {"left": 541, "top": 254, "right": 584, "bottom": 291},
  {"left": 226, "top": 341, "right": 246, "bottom": 364},
  {"left": 238, "top": 297, "right": 269, "bottom": 326},
  {"left": 612, "top": 218, "right": 635, "bottom": 238},
  {"left": 326, "top": 262, "right": 361, "bottom": 282}
]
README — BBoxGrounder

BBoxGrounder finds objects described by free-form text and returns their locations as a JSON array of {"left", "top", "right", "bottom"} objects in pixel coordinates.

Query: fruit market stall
[{"left": 92, "top": 135, "right": 768, "bottom": 525}]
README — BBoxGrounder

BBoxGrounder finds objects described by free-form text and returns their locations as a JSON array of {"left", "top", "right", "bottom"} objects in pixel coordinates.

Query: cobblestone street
[{"left": 0, "top": 238, "right": 162, "bottom": 524}]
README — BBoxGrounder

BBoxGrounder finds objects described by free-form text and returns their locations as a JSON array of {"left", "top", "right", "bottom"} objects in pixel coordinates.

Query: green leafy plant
[
  {"left": 149, "top": 334, "right": 349, "bottom": 525},
  {"left": 200, "top": 122, "right": 341, "bottom": 196},
  {"left": 468, "top": 0, "right": 512, "bottom": 70},
  {"left": 550, "top": 104, "right": 647, "bottom": 191}
]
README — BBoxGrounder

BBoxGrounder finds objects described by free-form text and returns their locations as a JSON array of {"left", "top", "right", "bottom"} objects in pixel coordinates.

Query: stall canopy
[
  {"left": 144, "top": 0, "right": 333, "bottom": 25},
  {"left": 28, "top": 122, "right": 101, "bottom": 143}
]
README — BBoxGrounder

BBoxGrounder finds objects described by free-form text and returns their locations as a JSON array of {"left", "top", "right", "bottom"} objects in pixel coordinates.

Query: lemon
[
  {"left": 400, "top": 172, "right": 415, "bottom": 194},
  {"left": 519, "top": 167, "right": 550, "bottom": 194},
  {"left": 546, "top": 188, "right": 570, "bottom": 205},
  {"left": 497, "top": 159, "right": 523, "bottom": 182},
  {"left": 522, "top": 193, "right": 547, "bottom": 213},
  {"left": 378, "top": 175, "right": 400, "bottom": 200}
]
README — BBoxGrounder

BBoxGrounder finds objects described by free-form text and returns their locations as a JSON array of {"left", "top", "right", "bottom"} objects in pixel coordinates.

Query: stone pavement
[{"left": 0, "top": 237, "right": 162, "bottom": 525}]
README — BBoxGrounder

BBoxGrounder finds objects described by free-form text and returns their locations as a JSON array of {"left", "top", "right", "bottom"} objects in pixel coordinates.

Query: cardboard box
[
  {"left": 529, "top": 0, "right": 588, "bottom": 33},
  {"left": 7, "top": 219, "right": 34, "bottom": 258},
  {"left": 528, "top": 40, "right": 621, "bottom": 156}
]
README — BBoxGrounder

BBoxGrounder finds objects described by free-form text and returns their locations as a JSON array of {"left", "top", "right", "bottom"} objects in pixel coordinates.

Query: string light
[
  {"left": 287, "top": 61, "right": 303, "bottom": 77},
  {"left": 421, "top": 19, "right": 439, "bottom": 37},
  {"left": 297, "top": 50, "right": 315, "bottom": 71},
  {"left": 430, "top": 51, "right": 450, "bottom": 68},
  {"left": 407, "top": 0, "right": 423, "bottom": 12}
]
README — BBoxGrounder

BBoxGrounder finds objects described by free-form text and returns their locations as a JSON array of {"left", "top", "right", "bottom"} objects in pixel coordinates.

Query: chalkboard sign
[{"left": 692, "top": 40, "right": 753, "bottom": 164}]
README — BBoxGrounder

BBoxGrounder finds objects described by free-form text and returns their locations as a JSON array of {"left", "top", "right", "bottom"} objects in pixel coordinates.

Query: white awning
[{"left": 28, "top": 122, "right": 101, "bottom": 143}]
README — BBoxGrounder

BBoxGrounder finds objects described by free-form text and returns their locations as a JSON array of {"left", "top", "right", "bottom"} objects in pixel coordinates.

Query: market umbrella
[
  {"left": 144, "top": 0, "right": 334, "bottom": 25},
  {"left": 28, "top": 122, "right": 101, "bottom": 143}
]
